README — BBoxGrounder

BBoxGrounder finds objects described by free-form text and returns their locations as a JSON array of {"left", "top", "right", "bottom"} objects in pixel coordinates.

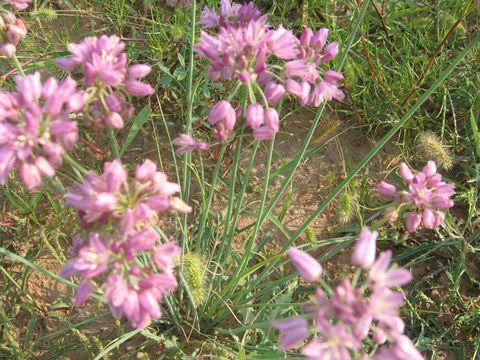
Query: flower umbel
[
  {"left": 0, "top": 72, "right": 85, "bottom": 189},
  {"left": 377, "top": 161, "right": 455, "bottom": 232},
  {"left": 0, "top": 10, "right": 27, "bottom": 57},
  {"left": 61, "top": 159, "right": 189, "bottom": 328},
  {"left": 195, "top": 0, "right": 344, "bottom": 142},
  {"left": 273, "top": 231, "right": 422, "bottom": 359},
  {"left": 56, "top": 35, "right": 154, "bottom": 129}
]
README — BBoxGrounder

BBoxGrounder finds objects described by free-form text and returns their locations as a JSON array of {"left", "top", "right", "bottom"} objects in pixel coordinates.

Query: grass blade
[{"left": 120, "top": 105, "right": 151, "bottom": 156}]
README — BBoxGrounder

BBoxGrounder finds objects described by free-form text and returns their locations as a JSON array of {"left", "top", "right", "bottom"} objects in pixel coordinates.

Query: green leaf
[
  {"left": 173, "top": 67, "right": 187, "bottom": 81},
  {"left": 93, "top": 329, "right": 141, "bottom": 360},
  {"left": 469, "top": 109, "right": 480, "bottom": 158},
  {"left": 177, "top": 52, "right": 185, "bottom": 68},
  {"left": 120, "top": 105, "right": 151, "bottom": 156}
]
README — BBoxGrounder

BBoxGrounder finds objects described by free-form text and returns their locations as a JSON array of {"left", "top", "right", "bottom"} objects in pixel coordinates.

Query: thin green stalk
[
  {"left": 209, "top": 137, "right": 275, "bottom": 316},
  {"left": 249, "top": 0, "right": 371, "bottom": 242},
  {"left": 215, "top": 131, "right": 244, "bottom": 252},
  {"left": 236, "top": 135, "right": 276, "bottom": 274},
  {"left": 108, "top": 127, "right": 120, "bottom": 158},
  {"left": 195, "top": 145, "right": 227, "bottom": 252},
  {"left": 221, "top": 142, "right": 260, "bottom": 264},
  {"left": 181, "top": 0, "right": 197, "bottom": 207},
  {"left": 202, "top": 141, "right": 260, "bottom": 316},
  {"left": 63, "top": 153, "right": 88, "bottom": 175},
  {"left": 11, "top": 53, "right": 25, "bottom": 76}
]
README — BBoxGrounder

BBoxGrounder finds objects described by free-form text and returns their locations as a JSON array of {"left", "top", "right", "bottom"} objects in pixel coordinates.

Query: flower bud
[
  {"left": 351, "top": 227, "right": 378, "bottom": 269},
  {"left": 287, "top": 247, "right": 323, "bottom": 282},
  {"left": 377, "top": 181, "right": 397, "bottom": 197},
  {"left": 246, "top": 103, "right": 264, "bottom": 129}
]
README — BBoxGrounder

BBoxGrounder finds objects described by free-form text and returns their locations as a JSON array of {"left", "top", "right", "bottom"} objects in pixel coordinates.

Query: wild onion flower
[
  {"left": 196, "top": 0, "right": 344, "bottom": 142},
  {"left": 0, "top": 72, "right": 85, "bottom": 190},
  {"left": 377, "top": 161, "right": 455, "bottom": 232},
  {"left": 351, "top": 227, "right": 377, "bottom": 269},
  {"left": 56, "top": 35, "right": 154, "bottom": 129},
  {"left": 273, "top": 231, "right": 422, "bottom": 359},
  {"left": 62, "top": 159, "right": 188, "bottom": 328},
  {"left": 172, "top": 134, "right": 209, "bottom": 155},
  {"left": 0, "top": 11, "right": 27, "bottom": 57},
  {"left": 199, "top": 0, "right": 264, "bottom": 29},
  {"left": 4, "top": 0, "right": 31, "bottom": 11},
  {"left": 64, "top": 159, "right": 191, "bottom": 224},
  {"left": 61, "top": 232, "right": 181, "bottom": 328},
  {"left": 208, "top": 100, "right": 236, "bottom": 142}
]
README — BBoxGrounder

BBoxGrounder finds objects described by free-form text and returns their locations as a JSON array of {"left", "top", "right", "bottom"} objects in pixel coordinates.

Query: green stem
[
  {"left": 108, "top": 128, "right": 120, "bottom": 158},
  {"left": 231, "top": 135, "right": 276, "bottom": 292},
  {"left": 180, "top": 0, "right": 197, "bottom": 246},
  {"left": 11, "top": 53, "right": 25, "bottom": 76},
  {"left": 249, "top": 0, "right": 372, "bottom": 252},
  {"left": 195, "top": 145, "right": 227, "bottom": 252},
  {"left": 63, "top": 153, "right": 88, "bottom": 175}
]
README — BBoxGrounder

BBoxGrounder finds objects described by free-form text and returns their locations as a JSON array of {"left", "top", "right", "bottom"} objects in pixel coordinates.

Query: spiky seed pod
[
  {"left": 305, "top": 226, "right": 316, "bottom": 243},
  {"left": 337, "top": 190, "right": 357, "bottom": 224},
  {"left": 182, "top": 253, "right": 206, "bottom": 307},
  {"left": 31, "top": 9, "right": 58, "bottom": 21},
  {"left": 416, "top": 131, "right": 454, "bottom": 170}
]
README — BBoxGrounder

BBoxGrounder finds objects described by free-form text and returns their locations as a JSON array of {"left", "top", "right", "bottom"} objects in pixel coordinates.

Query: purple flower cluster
[
  {"left": 57, "top": 35, "right": 154, "bottom": 129},
  {"left": 61, "top": 159, "right": 190, "bottom": 328},
  {"left": 0, "top": 10, "right": 27, "bottom": 57},
  {"left": 195, "top": 0, "right": 344, "bottom": 142},
  {"left": 199, "top": 0, "right": 264, "bottom": 29},
  {"left": 4, "top": 0, "right": 31, "bottom": 11},
  {"left": 377, "top": 161, "right": 455, "bottom": 232},
  {"left": 272, "top": 229, "right": 423, "bottom": 360},
  {"left": 0, "top": 72, "right": 85, "bottom": 189}
]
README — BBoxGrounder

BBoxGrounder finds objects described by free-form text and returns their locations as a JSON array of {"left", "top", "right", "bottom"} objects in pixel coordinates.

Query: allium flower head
[
  {"left": 199, "top": 0, "right": 264, "bottom": 29},
  {"left": 274, "top": 241, "right": 421, "bottom": 359},
  {"left": 0, "top": 11, "right": 27, "bottom": 57},
  {"left": 62, "top": 159, "right": 187, "bottom": 328},
  {"left": 56, "top": 35, "right": 154, "bottom": 129},
  {"left": 377, "top": 161, "right": 455, "bottom": 232},
  {"left": 196, "top": 2, "right": 344, "bottom": 141},
  {"left": 271, "top": 316, "right": 310, "bottom": 351},
  {"left": 57, "top": 35, "right": 128, "bottom": 87},
  {"left": 4, "top": 0, "right": 31, "bottom": 11},
  {"left": 0, "top": 72, "right": 85, "bottom": 189},
  {"left": 208, "top": 100, "right": 236, "bottom": 142},
  {"left": 287, "top": 247, "right": 323, "bottom": 282},
  {"left": 65, "top": 159, "right": 190, "bottom": 225}
]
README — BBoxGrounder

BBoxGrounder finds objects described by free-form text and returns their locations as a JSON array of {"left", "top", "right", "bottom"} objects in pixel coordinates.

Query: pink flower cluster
[
  {"left": 4, "top": 0, "right": 31, "bottom": 11},
  {"left": 0, "top": 10, "right": 27, "bottom": 57},
  {"left": 57, "top": 35, "right": 154, "bottom": 129},
  {"left": 272, "top": 228, "right": 423, "bottom": 360},
  {"left": 195, "top": 0, "right": 344, "bottom": 142},
  {"left": 377, "top": 161, "right": 455, "bottom": 232},
  {"left": 61, "top": 159, "right": 190, "bottom": 328},
  {"left": 0, "top": 72, "right": 85, "bottom": 189}
]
